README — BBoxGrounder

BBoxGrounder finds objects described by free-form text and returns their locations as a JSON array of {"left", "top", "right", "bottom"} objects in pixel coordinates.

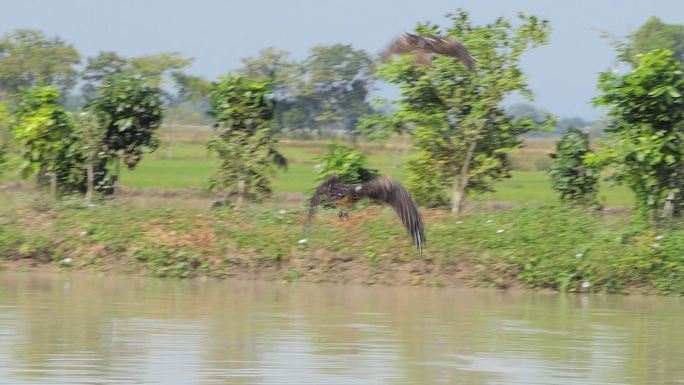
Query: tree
[
  {"left": 549, "top": 128, "right": 599, "bottom": 207},
  {"left": 591, "top": 49, "right": 684, "bottom": 222},
  {"left": 74, "top": 111, "right": 106, "bottom": 202},
  {"left": 10, "top": 86, "right": 80, "bottom": 197},
  {"left": 81, "top": 51, "right": 128, "bottom": 99},
  {"left": 0, "top": 29, "right": 80, "bottom": 100},
  {"left": 624, "top": 17, "right": 684, "bottom": 65},
  {"left": 81, "top": 51, "right": 193, "bottom": 103},
  {"left": 238, "top": 48, "right": 309, "bottom": 133},
  {"left": 207, "top": 74, "right": 286, "bottom": 206},
  {"left": 87, "top": 75, "right": 163, "bottom": 191},
  {"left": 303, "top": 44, "right": 374, "bottom": 139},
  {"left": 314, "top": 143, "right": 378, "bottom": 183},
  {"left": 171, "top": 72, "right": 211, "bottom": 104},
  {"left": 359, "top": 11, "right": 552, "bottom": 212}
]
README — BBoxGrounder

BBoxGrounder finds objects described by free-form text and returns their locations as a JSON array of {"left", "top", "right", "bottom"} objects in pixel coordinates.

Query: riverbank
[{"left": 2, "top": 189, "right": 684, "bottom": 295}]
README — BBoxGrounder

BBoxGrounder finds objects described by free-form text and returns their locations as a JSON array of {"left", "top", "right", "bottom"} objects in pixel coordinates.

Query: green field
[
  {"left": 0, "top": 129, "right": 634, "bottom": 207},
  {"left": 117, "top": 139, "right": 633, "bottom": 206}
]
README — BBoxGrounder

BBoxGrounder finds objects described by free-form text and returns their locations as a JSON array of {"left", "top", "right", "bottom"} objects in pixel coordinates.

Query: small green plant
[
  {"left": 314, "top": 142, "right": 378, "bottom": 183},
  {"left": 134, "top": 247, "right": 200, "bottom": 278},
  {"left": 207, "top": 74, "right": 286, "bottom": 206},
  {"left": 549, "top": 128, "right": 599, "bottom": 207}
]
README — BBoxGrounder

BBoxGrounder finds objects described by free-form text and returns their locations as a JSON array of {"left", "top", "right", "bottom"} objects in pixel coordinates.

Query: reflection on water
[{"left": 0, "top": 272, "right": 683, "bottom": 384}]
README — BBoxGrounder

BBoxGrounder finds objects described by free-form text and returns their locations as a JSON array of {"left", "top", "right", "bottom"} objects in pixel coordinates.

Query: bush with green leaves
[
  {"left": 314, "top": 142, "right": 378, "bottom": 183},
  {"left": 87, "top": 74, "right": 163, "bottom": 189},
  {"left": 549, "top": 128, "right": 599, "bottom": 206},
  {"left": 207, "top": 74, "right": 286, "bottom": 204},
  {"left": 10, "top": 86, "right": 85, "bottom": 194},
  {"left": 591, "top": 49, "right": 684, "bottom": 221}
]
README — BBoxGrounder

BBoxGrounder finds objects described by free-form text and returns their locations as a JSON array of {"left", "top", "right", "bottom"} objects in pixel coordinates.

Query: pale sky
[{"left": 2, "top": 0, "right": 684, "bottom": 119}]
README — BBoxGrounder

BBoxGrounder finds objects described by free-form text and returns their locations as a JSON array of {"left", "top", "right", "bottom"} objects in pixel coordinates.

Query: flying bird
[
  {"left": 309, "top": 174, "right": 425, "bottom": 253},
  {"left": 382, "top": 32, "right": 476, "bottom": 70}
]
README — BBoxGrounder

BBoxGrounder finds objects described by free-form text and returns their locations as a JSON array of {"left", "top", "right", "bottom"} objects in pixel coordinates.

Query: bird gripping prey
[
  {"left": 309, "top": 174, "right": 425, "bottom": 254},
  {"left": 382, "top": 32, "right": 476, "bottom": 70}
]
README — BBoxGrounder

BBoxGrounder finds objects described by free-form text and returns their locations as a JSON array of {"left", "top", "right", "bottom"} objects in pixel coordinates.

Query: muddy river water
[{"left": 0, "top": 272, "right": 683, "bottom": 384}]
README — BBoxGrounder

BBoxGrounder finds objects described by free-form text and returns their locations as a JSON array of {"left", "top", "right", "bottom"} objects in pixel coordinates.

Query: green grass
[
  {"left": 119, "top": 141, "right": 409, "bottom": 193},
  {"left": 115, "top": 140, "right": 632, "bottom": 206},
  {"left": 1, "top": 135, "right": 632, "bottom": 207},
  {"left": 2, "top": 190, "right": 684, "bottom": 294}
]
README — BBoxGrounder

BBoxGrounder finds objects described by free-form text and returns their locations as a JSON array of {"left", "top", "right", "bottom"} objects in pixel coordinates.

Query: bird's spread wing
[
  {"left": 382, "top": 33, "right": 476, "bottom": 70},
  {"left": 309, "top": 174, "right": 343, "bottom": 218},
  {"left": 359, "top": 176, "right": 425, "bottom": 253}
]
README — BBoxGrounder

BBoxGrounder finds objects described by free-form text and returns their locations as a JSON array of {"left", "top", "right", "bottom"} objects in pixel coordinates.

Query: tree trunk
[
  {"left": 86, "top": 162, "right": 94, "bottom": 203},
  {"left": 236, "top": 179, "right": 246, "bottom": 208},
  {"left": 451, "top": 177, "right": 465, "bottom": 214},
  {"left": 49, "top": 172, "right": 57, "bottom": 199},
  {"left": 451, "top": 140, "right": 478, "bottom": 214},
  {"left": 114, "top": 156, "right": 121, "bottom": 194},
  {"left": 663, "top": 190, "right": 676, "bottom": 219},
  {"left": 488, "top": 189, "right": 495, "bottom": 210}
]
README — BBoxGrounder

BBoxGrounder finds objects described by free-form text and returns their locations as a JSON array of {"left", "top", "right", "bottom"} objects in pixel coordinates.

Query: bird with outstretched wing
[
  {"left": 382, "top": 32, "right": 476, "bottom": 70},
  {"left": 309, "top": 174, "right": 425, "bottom": 254}
]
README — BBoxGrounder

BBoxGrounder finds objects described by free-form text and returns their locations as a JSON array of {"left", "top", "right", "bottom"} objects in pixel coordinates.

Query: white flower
[
  {"left": 496, "top": 229, "right": 505, "bottom": 234},
  {"left": 278, "top": 209, "right": 287, "bottom": 215},
  {"left": 581, "top": 281, "right": 591, "bottom": 289},
  {"left": 651, "top": 243, "right": 660, "bottom": 249},
  {"left": 79, "top": 231, "right": 87, "bottom": 237},
  {"left": 298, "top": 239, "right": 308, "bottom": 245},
  {"left": 455, "top": 221, "right": 463, "bottom": 224},
  {"left": 575, "top": 253, "right": 584, "bottom": 259},
  {"left": 655, "top": 235, "right": 664, "bottom": 241},
  {"left": 485, "top": 219, "right": 493, "bottom": 224},
  {"left": 61, "top": 257, "right": 73, "bottom": 265}
]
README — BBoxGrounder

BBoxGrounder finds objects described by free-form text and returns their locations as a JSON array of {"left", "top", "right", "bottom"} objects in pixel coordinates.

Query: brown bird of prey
[
  {"left": 309, "top": 174, "right": 425, "bottom": 253},
  {"left": 381, "top": 32, "right": 476, "bottom": 70}
]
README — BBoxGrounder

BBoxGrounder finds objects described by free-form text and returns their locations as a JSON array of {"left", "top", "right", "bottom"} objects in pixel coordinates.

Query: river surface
[{"left": 0, "top": 272, "right": 683, "bottom": 385}]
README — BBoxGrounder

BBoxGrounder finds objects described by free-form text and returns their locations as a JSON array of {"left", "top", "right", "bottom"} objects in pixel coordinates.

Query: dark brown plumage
[
  {"left": 382, "top": 32, "right": 476, "bottom": 70},
  {"left": 309, "top": 174, "right": 425, "bottom": 253}
]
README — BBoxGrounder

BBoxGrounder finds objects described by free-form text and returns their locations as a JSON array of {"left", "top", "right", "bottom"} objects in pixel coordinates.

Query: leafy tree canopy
[
  {"left": 591, "top": 49, "right": 684, "bottom": 221},
  {"left": 0, "top": 29, "right": 80, "bottom": 100}
]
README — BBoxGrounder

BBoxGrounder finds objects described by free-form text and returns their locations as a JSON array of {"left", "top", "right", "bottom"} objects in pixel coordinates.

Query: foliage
[
  {"left": 74, "top": 111, "right": 111, "bottom": 196},
  {"left": 361, "top": 10, "right": 553, "bottom": 211},
  {"left": 0, "top": 101, "right": 11, "bottom": 174},
  {"left": 314, "top": 143, "right": 378, "bottom": 183},
  {"left": 87, "top": 74, "right": 163, "bottom": 170},
  {"left": 0, "top": 29, "right": 80, "bottom": 100},
  {"left": 10, "top": 86, "right": 85, "bottom": 192},
  {"left": 303, "top": 45, "right": 374, "bottom": 136},
  {"left": 620, "top": 17, "right": 684, "bottom": 65},
  {"left": 548, "top": 128, "right": 599, "bottom": 206},
  {"left": 207, "top": 74, "right": 286, "bottom": 201},
  {"left": 591, "top": 49, "right": 684, "bottom": 221},
  {"left": 82, "top": 51, "right": 193, "bottom": 103},
  {"left": 81, "top": 51, "right": 129, "bottom": 99},
  {"left": 238, "top": 45, "right": 374, "bottom": 137},
  {"left": 171, "top": 72, "right": 211, "bottom": 104}
]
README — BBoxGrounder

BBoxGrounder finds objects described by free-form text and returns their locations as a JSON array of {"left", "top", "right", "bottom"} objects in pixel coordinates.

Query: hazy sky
[{"left": 2, "top": 0, "right": 684, "bottom": 119}]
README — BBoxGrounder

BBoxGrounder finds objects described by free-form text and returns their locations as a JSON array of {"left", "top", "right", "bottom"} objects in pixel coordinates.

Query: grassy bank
[{"left": 1, "top": 190, "right": 683, "bottom": 295}]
